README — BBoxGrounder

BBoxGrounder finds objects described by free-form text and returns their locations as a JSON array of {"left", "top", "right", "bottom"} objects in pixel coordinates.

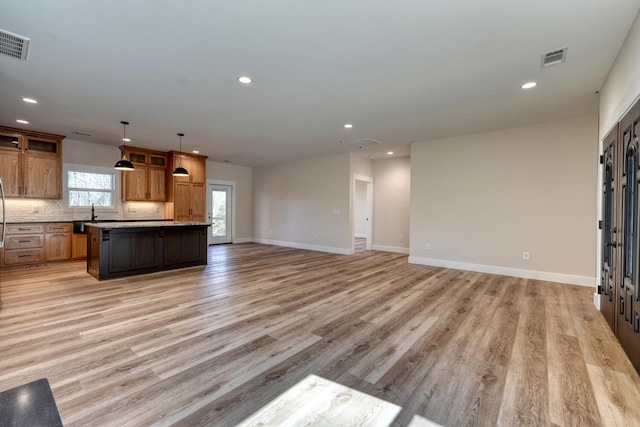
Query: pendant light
[
  {"left": 172, "top": 133, "right": 189, "bottom": 176},
  {"left": 114, "top": 121, "right": 135, "bottom": 171}
]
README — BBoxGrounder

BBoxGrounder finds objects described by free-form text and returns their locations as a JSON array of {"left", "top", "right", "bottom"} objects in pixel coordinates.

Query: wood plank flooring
[{"left": 1, "top": 243, "right": 639, "bottom": 426}]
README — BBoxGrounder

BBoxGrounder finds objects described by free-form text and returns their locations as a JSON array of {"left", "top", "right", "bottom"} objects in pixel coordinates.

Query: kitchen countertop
[
  {"left": 86, "top": 221, "right": 210, "bottom": 229},
  {"left": 6, "top": 219, "right": 172, "bottom": 225}
]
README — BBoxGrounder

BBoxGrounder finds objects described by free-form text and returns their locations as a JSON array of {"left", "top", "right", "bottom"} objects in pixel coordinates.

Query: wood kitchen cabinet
[
  {"left": 44, "top": 223, "right": 71, "bottom": 261},
  {"left": 1, "top": 224, "right": 45, "bottom": 266},
  {"left": 0, "top": 223, "right": 72, "bottom": 267},
  {"left": 171, "top": 152, "right": 206, "bottom": 184},
  {"left": 120, "top": 146, "right": 167, "bottom": 201},
  {"left": 174, "top": 182, "right": 205, "bottom": 221},
  {"left": 166, "top": 151, "right": 207, "bottom": 221},
  {"left": 0, "top": 126, "right": 64, "bottom": 199},
  {"left": 72, "top": 233, "right": 87, "bottom": 259}
]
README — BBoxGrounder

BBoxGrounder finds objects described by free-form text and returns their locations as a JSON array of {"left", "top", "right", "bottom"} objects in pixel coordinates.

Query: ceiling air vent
[
  {"left": 541, "top": 47, "right": 567, "bottom": 68},
  {"left": 0, "top": 29, "right": 30, "bottom": 61},
  {"left": 342, "top": 138, "right": 380, "bottom": 148},
  {"left": 72, "top": 131, "right": 93, "bottom": 137}
]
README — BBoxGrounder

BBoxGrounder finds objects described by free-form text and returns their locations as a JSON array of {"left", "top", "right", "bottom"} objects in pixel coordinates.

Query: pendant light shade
[
  {"left": 114, "top": 121, "right": 135, "bottom": 171},
  {"left": 173, "top": 133, "right": 189, "bottom": 176}
]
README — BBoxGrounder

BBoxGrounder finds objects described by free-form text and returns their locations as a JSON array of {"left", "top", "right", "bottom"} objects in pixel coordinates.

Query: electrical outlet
[
  {"left": 32, "top": 206, "right": 39, "bottom": 213},
  {"left": 399, "top": 235, "right": 404, "bottom": 242},
  {"left": 128, "top": 207, "right": 136, "bottom": 213},
  {"left": 426, "top": 243, "right": 431, "bottom": 250},
  {"left": 155, "top": 207, "right": 160, "bottom": 213},
  {"left": 332, "top": 209, "right": 341, "bottom": 215},
  {"left": 523, "top": 251, "right": 530, "bottom": 260}
]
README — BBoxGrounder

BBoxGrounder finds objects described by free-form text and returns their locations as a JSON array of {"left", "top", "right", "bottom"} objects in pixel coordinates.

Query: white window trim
[{"left": 63, "top": 163, "right": 122, "bottom": 214}]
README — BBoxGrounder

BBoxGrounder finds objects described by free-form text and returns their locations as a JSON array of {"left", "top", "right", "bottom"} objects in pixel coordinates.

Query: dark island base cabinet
[{"left": 87, "top": 225, "right": 207, "bottom": 281}]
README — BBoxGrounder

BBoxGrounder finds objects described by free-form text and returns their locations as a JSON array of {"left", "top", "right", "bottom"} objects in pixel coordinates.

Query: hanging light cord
[
  {"left": 121, "top": 121, "right": 129, "bottom": 159},
  {"left": 178, "top": 133, "right": 184, "bottom": 167}
]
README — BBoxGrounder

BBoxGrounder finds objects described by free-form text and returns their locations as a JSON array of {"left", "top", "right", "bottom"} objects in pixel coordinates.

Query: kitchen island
[{"left": 86, "top": 221, "right": 209, "bottom": 280}]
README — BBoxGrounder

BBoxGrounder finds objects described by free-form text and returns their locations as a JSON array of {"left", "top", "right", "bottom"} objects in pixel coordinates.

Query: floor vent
[
  {"left": 541, "top": 47, "right": 567, "bottom": 68},
  {"left": 0, "top": 29, "right": 30, "bottom": 61},
  {"left": 342, "top": 138, "right": 380, "bottom": 148}
]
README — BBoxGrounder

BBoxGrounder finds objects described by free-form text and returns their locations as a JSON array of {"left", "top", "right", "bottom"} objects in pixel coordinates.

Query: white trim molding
[
  {"left": 355, "top": 233, "right": 367, "bottom": 238},
  {"left": 233, "top": 238, "right": 253, "bottom": 244},
  {"left": 372, "top": 245, "right": 409, "bottom": 254},
  {"left": 254, "top": 238, "right": 353, "bottom": 255},
  {"left": 593, "top": 293, "right": 601, "bottom": 310},
  {"left": 408, "top": 256, "right": 596, "bottom": 287}
]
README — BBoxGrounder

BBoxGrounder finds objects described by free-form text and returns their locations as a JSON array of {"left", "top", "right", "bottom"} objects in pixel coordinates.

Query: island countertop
[{"left": 85, "top": 221, "right": 210, "bottom": 229}]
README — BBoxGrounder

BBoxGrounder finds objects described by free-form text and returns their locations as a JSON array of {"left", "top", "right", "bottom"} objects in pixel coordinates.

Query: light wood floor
[{"left": 1, "top": 243, "right": 640, "bottom": 426}]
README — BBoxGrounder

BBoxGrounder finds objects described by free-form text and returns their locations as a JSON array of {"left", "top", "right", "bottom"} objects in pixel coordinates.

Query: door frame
[
  {"left": 353, "top": 174, "right": 373, "bottom": 251},
  {"left": 206, "top": 179, "right": 236, "bottom": 245}
]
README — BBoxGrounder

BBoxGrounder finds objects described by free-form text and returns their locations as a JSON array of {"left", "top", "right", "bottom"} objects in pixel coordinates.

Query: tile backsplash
[{"left": 4, "top": 199, "right": 165, "bottom": 222}]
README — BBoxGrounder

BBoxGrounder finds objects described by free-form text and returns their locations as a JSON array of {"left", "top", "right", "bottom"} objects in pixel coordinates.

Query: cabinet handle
[
  {"left": 52, "top": 234, "right": 66, "bottom": 237},
  {"left": 18, "top": 240, "right": 31, "bottom": 243},
  {"left": 18, "top": 187, "right": 22, "bottom": 195},
  {"left": 18, "top": 255, "right": 32, "bottom": 258},
  {"left": 17, "top": 228, "right": 31, "bottom": 231}
]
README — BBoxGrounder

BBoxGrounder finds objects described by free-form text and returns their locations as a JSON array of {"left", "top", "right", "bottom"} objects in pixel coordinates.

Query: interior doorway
[
  {"left": 353, "top": 175, "right": 373, "bottom": 252},
  {"left": 207, "top": 180, "right": 235, "bottom": 245}
]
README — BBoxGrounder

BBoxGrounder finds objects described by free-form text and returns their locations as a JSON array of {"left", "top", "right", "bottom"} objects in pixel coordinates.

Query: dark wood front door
[
  {"left": 601, "top": 127, "right": 618, "bottom": 331},
  {"left": 617, "top": 108, "right": 640, "bottom": 369}
]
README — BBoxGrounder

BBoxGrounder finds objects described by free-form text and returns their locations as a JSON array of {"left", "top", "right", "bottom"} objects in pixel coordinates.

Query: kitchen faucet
[{"left": 91, "top": 203, "right": 98, "bottom": 221}]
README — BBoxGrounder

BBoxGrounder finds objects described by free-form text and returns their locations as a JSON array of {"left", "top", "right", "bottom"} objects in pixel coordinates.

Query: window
[
  {"left": 64, "top": 165, "right": 117, "bottom": 209},
  {"left": 625, "top": 144, "right": 638, "bottom": 282}
]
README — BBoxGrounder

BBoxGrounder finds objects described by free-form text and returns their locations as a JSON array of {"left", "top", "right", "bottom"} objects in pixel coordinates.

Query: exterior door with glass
[
  {"left": 601, "top": 127, "right": 618, "bottom": 332},
  {"left": 208, "top": 184, "right": 232, "bottom": 245},
  {"left": 617, "top": 110, "right": 640, "bottom": 369}
]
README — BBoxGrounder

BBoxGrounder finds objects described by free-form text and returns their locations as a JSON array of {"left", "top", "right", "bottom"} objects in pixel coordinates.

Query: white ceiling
[{"left": 1, "top": 0, "right": 639, "bottom": 166}]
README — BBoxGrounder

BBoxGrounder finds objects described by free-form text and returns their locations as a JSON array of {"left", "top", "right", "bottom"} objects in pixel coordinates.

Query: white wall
[
  {"left": 373, "top": 156, "right": 410, "bottom": 253},
  {"left": 600, "top": 10, "right": 640, "bottom": 139},
  {"left": 63, "top": 139, "right": 119, "bottom": 168},
  {"left": 409, "top": 116, "right": 598, "bottom": 286},
  {"left": 253, "top": 153, "right": 352, "bottom": 254},
  {"left": 207, "top": 160, "right": 253, "bottom": 240},
  {"left": 351, "top": 155, "right": 373, "bottom": 177},
  {"left": 354, "top": 180, "right": 367, "bottom": 237}
]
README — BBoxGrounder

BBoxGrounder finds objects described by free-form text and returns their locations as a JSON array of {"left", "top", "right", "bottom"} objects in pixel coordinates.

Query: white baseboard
[
  {"left": 354, "top": 233, "right": 367, "bottom": 238},
  {"left": 408, "top": 256, "right": 596, "bottom": 287},
  {"left": 232, "top": 237, "right": 253, "bottom": 244},
  {"left": 372, "top": 244, "right": 409, "bottom": 254},
  {"left": 253, "top": 238, "right": 353, "bottom": 255}
]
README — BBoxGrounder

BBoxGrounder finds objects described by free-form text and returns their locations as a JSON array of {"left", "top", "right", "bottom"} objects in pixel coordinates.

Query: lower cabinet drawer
[
  {"left": 4, "top": 248, "right": 45, "bottom": 265},
  {"left": 5, "top": 234, "right": 44, "bottom": 250}
]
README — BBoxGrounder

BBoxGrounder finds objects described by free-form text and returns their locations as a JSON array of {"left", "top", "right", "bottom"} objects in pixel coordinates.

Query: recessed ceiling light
[
  {"left": 344, "top": 124, "right": 353, "bottom": 129},
  {"left": 521, "top": 82, "right": 537, "bottom": 89},
  {"left": 122, "top": 138, "right": 131, "bottom": 142},
  {"left": 387, "top": 151, "right": 394, "bottom": 155},
  {"left": 22, "top": 97, "right": 38, "bottom": 104},
  {"left": 192, "top": 150, "right": 199, "bottom": 154},
  {"left": 238, "top": 76, "right": 252, "bottom": 84},
  {"left": 16, "top": 119, "right": 29, "bottom": 124}
]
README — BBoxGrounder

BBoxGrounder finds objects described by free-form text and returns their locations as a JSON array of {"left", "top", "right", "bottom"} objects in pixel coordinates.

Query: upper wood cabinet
[
  {"left": 169, "top": 152, "right": 206, "bottom": 184},
  {"left": 0, "top": 126, "right": 64, "bottom": 199},
  {"left": 120, "top": 146, "right": 167, "bottom": 202},
  {"left": 166, "top": 151, "right": 208, "bottom": 221}
]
